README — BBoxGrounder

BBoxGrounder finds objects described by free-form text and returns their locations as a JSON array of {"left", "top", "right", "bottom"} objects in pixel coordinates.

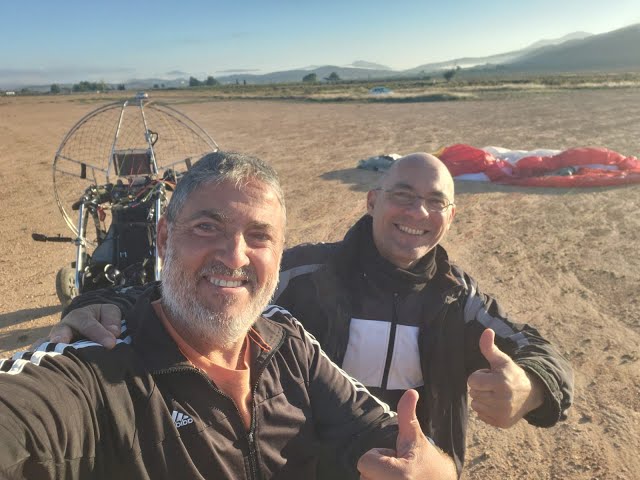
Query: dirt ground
[{"left": 1, "top": 88, "right": 639, "bottom": 479}]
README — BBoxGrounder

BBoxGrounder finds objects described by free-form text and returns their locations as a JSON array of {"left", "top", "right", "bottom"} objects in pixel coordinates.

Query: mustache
[{"left": 199, "top": 263, "right": 257, "bottom": 283}]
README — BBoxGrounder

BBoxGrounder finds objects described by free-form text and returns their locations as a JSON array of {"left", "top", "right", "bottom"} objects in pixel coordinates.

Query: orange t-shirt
[{"left": 152, "top": 301, "right": 260, "bottom": 430}]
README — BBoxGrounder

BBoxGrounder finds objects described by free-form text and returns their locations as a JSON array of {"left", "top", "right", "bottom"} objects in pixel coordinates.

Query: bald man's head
[
  {"left": 367, "top": 152, "right": 456, "bottom": 269},
  {"left": 380, "top": 153, "right": 455, "bottom": 201}
]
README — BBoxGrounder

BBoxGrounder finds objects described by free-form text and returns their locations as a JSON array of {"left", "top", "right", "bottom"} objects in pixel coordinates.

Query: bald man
[{"left": 51, "top": 153, "right": 573, "bottom": 477}]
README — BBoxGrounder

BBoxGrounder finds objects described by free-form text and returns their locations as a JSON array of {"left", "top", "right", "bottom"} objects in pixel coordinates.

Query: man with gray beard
[
  {"left": 0, "top": 151, "right": 456, "bottom": 480},
  {"left": 162, "top": 235, "right": 272, "bottom": 349}
]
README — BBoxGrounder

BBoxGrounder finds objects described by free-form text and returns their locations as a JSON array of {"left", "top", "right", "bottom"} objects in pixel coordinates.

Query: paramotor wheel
[{"left": 55, "top": 266, "right": 78, "bottom": 308}]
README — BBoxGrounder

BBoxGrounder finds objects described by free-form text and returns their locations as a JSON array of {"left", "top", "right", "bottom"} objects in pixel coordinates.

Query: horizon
[{"left": 1, "top": 0, "right": 639, "bottom": 89}]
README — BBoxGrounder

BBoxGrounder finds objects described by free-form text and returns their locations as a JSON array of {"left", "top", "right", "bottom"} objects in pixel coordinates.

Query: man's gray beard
[{"left": 161, "top": 239, "right": 278, "bottom": 349}]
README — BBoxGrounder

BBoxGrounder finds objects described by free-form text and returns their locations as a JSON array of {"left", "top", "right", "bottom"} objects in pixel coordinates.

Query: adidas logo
[{"left": 172, "top": 410, "right": 194, "bottom": 428}]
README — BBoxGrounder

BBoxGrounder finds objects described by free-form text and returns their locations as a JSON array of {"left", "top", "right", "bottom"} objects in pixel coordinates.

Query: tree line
[
  {"left": 49, "top": 81, "right": 126, "bottom": 94},
  {"left": 188, "top": 76, "right": 219, "bottom": 87},
  {"left": 48, "top": 67, "right": 460, "bottom": 95},
  {"left": 302, "top": 68, "right": 458, "bottom": 84}
]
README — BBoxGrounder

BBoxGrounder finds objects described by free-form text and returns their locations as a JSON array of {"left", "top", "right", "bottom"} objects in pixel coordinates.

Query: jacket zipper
[
  {"left": 380, "top": 293, "right": 399, "bottom": 390},
  {"left": 156, "top": 367, "right": 255, "bottom": 477},
  {"left": 153, "top": 333, "right": 285, "bottom": 480},
  {"left": 153, "top": 348, "right": 266, "bottom": 480},
  {"left": 246, "top": 333, "right": 285, "bottom": 480},
  {"left": 247, "top": 431, "right": 258, "bottom": 480}
]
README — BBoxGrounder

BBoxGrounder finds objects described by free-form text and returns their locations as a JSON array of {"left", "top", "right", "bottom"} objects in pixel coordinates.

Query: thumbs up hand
[
  {"left": 468, "top": 328, "right": 545, "bottom": 428},
  {"left": 357, "top": 389, "right": 456, "bottom": 479}
]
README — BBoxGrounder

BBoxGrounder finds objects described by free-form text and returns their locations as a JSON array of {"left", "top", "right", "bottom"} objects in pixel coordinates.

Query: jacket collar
[{"left": 336, "top": 215, "right": 464, "bottom": 302}]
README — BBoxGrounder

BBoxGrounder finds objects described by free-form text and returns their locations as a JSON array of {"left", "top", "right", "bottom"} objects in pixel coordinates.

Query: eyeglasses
[{"left": 376, "top": 188, "right": 454, "bottom": 213}]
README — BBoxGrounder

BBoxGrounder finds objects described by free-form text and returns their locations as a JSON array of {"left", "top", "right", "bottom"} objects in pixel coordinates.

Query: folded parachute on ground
[{"left": 435, "top": 144, "right": 640, "bottom": 187}]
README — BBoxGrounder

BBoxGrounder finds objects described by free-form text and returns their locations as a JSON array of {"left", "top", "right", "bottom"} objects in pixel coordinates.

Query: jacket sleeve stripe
[
  {"left": 1, "top": 335, "right": 133, "bottom": 376},
  {"left": 274, "top": 264, "right": 323, "bottom": 300},
  {"left": 262, "top": 304, "right": 293, "bottom": 317},
  {"left": 29, "top": 350, "right": 61, "bottom": 366},
  {"left": 462, "top": 279, "right": 530, "bottom": 348},
  {"left": 3, "top": 352, "right": 60, "bottom": 375}
]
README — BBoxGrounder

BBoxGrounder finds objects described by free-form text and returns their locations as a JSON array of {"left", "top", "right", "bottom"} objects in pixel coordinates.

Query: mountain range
[
  {"left": 204, "top": 24, "right": 636, "bottom": 85},
  {"left": 176, "top": 24, "right": 639, "bottom": 86},
  {"left": 14, "top": 23, "right": 640, "bottom": 91}
]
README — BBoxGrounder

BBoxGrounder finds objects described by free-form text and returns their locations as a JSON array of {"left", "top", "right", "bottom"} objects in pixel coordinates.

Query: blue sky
[{"left": 1, "top": 0, "right": 638, "bottom": 87}]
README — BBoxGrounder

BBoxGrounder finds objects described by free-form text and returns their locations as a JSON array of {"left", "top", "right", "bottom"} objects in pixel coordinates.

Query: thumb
[
  {"left": 479, "top": 328, "right": 511, "bottom": 369},
  {"left": 396, "top": 389, "right": 422, "bottom": 457}
]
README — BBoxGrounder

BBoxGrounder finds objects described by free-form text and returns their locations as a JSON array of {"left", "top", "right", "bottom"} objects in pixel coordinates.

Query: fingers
[
  {"left": 470, "top": 396, "right": 497, "bottom": 416},
  {"left": 357, "top": 448, "right": 399, "bottom": 478},
  {"left": 467, "top": 369, "right": 496, "bottom": 391},
  {"left": 474, "top": 410, "right": 503, "bottom": 428},
  {"left": 467, "top": 389, "right": 495, "bottom": 403},
  {"left": 469, "top": 384, "right": 514, "bottom": 413},
  {"left": 100, "top": 304, "right": 123, "bottom": 337},
  {"left": 48, "top": 323, "right": 76, "bottom": 344},
  {"left": 58, "top": 304, "right": 121, "bottom": 349},
  {"left": 470, "top": 394, "right": 517, "bottom": 429},
  {"left": 473, "top": 406, "right": 513, "bottom": 428},
  {"left": 468, "top": 369, "right": 517, "bottom": 393},
  {"left": 470, "top": 394, "right": 501, "bottom": 427}
]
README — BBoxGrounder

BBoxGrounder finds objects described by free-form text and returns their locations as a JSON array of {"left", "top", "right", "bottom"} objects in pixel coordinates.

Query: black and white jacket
[
  {"left": 275, "top": 215, "right": 574, "bottom": 476},
  {"left": 0, "top": 285, "right": 398, "bottom": 479}
]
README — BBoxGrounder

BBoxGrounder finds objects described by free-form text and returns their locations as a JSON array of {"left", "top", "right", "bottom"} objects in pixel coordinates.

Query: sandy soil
[{"left": 1, "top": 89, "right": 639, "bottom": 479}]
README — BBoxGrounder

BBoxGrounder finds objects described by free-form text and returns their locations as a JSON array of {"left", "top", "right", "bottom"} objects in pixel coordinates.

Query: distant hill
[
  {"left": 402, "top": 31, "right": 594, "bottom": 74},
  {"left": 504, "top": 24, "right": 640, "bottom": 72},
  {"left": 403, "top": 50, "right": 526, "bottom": 74},
  {"left": 349, "top": 60, "right": 392, "bottom": 70},
  {"left": 522, "top": 31, "right": 592, "bottom": 51}
]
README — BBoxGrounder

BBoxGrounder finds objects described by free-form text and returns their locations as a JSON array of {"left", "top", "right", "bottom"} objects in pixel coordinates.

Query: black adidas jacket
[{"left": 0, "top": 285, "right": 398, "bottom": 479}]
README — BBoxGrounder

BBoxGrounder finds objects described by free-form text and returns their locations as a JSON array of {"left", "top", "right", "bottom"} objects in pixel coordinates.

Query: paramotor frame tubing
[
  {"left": 107, "top": 101, "right": 128, "bottom": 182},
  {"left": 74, "top": 202, "right": 88, "bottom": 295},
  {"left": 54, "top": 153, "right": 108, "bottom": 179},
  {"left": 54, "top": 102, "right": 120, "bottom": 234},
  {"left": 139, "top": 101, "right": 160, "bottom": 176}
]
